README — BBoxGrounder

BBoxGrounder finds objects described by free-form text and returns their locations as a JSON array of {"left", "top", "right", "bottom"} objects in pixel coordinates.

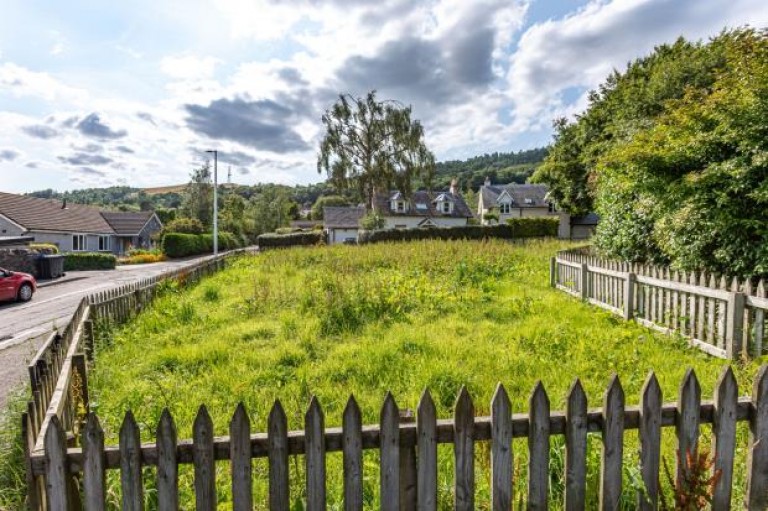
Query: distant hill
[
  {"left": 26, "top": 147, "right": 549, "bottom": 211},
  {"left": 429, "top": 147, "right": 548, "bottom": 191}
]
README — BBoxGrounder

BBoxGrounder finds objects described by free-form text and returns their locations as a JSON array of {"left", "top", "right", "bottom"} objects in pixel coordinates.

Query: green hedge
[
  {"left": 359, "top": 217, "right": 559, "bottom": 244},
  {"left": 162, "top": 232, "right": 244, "bottom": 258},
  {"left": 257, "top": 231, "right": 325, "bottom": 249},
  {"left": 506, "top": 217, "right": 559, "bottom": 237},
  {"left": 64, "top": 252, "right": 117, "bottom": 271}
]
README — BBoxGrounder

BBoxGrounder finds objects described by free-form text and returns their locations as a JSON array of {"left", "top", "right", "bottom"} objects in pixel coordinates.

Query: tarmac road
[{"left": 0, "top": 255, "right": 225, "bottom": 408}]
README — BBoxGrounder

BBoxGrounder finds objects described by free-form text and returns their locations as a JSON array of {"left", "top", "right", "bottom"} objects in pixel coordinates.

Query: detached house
[
  {"left": 374, "top": 181, "right": 474, "bottom": 229},
  {"left": 0, "top": 192, "right": 162, "bottom": 255},
  {"left": 478, "top": 179, "right": 556, "bottom": 225}
]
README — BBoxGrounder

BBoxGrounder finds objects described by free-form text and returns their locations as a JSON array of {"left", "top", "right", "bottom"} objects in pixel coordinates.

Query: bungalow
[
  {"left": 0, "top": 192, "right": 163, "bottom": 255},
  {"left": 478, "top": 179, "right": 556, "bottom": 225},
  {"left": 324, "top": 206, "right": 365, "bottom": 245},
  {"left": 374, "top": 181, "right": 474, "bottom": 229}
]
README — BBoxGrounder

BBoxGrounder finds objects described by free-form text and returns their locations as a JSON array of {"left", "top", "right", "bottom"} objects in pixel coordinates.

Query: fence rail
[
  {"left": 552, "top": 250, "right": 767, "bottom": 359},
  {"left": 30, "top": 368, "right": 768, "bottom": 510},
  {"left": 21, "top": 250, "right": 250, "bottom": 511}
]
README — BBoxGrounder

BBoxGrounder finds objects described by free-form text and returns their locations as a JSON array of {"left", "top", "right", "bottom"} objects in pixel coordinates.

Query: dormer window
[
  {"left": 499, "top": 203, "right": 511, "bottom": 215},
  {"left": 390, "top": 200, "right": 407, "bottom": 212},
  {"left": 525, "top": 198, "right": 534, "bottom": 205},
  {"left": 390, "top": 192, "right": 408, "bottom": 213},
  {"left": 441, "top": 201, "right": 451, "bottom": 214}
]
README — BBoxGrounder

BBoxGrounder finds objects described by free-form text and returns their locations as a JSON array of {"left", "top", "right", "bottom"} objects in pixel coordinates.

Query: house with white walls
[{"left": 477, "top": 179, "right": 556, "bottom": 225}]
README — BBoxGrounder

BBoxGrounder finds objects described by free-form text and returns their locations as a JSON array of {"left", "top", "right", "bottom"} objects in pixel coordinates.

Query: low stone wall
[{"left": 0, "top": 249, "right": 37, "bottom": 275}]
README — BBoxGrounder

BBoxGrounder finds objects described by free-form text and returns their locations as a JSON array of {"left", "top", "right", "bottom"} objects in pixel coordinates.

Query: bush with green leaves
[
  {"left": 360, "top": 212, "right": 385, "bottom": 230},
  {"left": 257, "top": 231, "right": 325, "bottom": 248},
  {"left": 163, "top": 233, "right": 199, "bottom": 257},
  {"left": 358, "top": 218, "right": 558, "bottom": 244},
  {"left": 29, "top": 243, "right": 59, "bottom": 255},
  {"left": 532, "top": 28, "right": 768, "bottom": 276},
  {"left": 163, "top": 217, "right": 204, "bottom": 235},
  {"left": 63, "top": 252, "right": 117, "bottom": 271}
]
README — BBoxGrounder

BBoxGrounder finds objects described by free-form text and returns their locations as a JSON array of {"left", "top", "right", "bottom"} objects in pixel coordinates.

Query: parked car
[{"left": 0, "top": 267, "right": 37, "bottom": 302}]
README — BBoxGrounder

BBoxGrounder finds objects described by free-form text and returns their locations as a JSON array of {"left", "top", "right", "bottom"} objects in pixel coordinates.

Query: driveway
[{"left": 0, "top": 254, "right": 234, "bottom": 408}]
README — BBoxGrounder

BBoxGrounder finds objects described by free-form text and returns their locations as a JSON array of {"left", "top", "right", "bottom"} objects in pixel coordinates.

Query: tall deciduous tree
[
  {"left": 317, "top": 91, "right": 435, "bottom": 209},
  {"left": 181, "top": 163, "right": 213, "bottom": 227}
]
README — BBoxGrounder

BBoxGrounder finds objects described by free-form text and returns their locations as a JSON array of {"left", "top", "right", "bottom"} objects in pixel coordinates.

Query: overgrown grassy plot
[{"left": 89, "top": 240, "right": 762, "bottom": 509}]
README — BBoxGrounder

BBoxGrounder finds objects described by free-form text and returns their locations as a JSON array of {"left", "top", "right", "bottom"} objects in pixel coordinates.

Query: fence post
[
  {"left": 72, "top": 354, "right": 90, "bottom": 416},
  {"left": 549, "top": 257, "right": 556, "bottom": 288},
  {"left": 399, "top": 409, "right": 417, "bottom": 510},
  {"left": 623, "top": 273, "right": 635, "bottom": 320},
  {"left": 726, "top": 291, "right": 746, "bottom": 359},
  {"left": 84, "top": 320, "right": 94, "bottom": 362},
  {"left": 580, "top": 263, "right": 589, "bottom": 301}
]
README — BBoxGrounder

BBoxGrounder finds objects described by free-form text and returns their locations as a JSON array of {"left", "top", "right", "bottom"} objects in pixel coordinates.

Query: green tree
[
  {"left": 532, "top": 35, "right": 728, "bottom": 215},
  {"left": 317, "top": 91, "right": 435, "bottom": 209},
  {"left": 596, "top": 28, "right": 768, "bottom": 275},
  {"left": 220, "top": 194, "right": 248, "bottom": 237},
  {"left": 181, "top": 163, "right": 213, "bottom": 227}
]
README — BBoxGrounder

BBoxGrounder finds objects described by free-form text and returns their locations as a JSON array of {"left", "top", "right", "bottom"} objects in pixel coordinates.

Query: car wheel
[{"left": 17, "top": 283, "right": 33, "bottom": 302}]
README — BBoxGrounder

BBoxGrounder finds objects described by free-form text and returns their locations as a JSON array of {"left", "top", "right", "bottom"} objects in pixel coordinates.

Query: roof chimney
[
  {"left": 484, "top": 176, "right": 491, "bottom": 187},
  {"left": 61, "top": 198, "right": 67, "bottom": 209},
  {"left": 450, "top": 178, "right": 458, "bottom": 195}
]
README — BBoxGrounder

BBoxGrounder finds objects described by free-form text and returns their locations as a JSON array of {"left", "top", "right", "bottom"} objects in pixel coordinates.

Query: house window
[
  {"left": 548, "top": 202, "right": 556, "bottom": 213},
  {"left": 441, "top": 201, "right": 451, "bottom": 214},
  {"left": 72, "top": 234, "right": 86, "bottom": 251},
  {"left": 98, "top": 235, "right": 110, "bottom": 251},
  {"left": 499, "top": 203, "right": 511, "bottom": 214}
]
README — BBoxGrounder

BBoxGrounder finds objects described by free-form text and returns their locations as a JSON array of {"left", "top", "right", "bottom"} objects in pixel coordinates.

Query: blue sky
[{"left": 1, "top": 0, "right": 766, "bottom": 193}]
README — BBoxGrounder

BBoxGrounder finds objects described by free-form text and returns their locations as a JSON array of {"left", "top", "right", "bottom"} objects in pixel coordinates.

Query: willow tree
[{"left": 317, "top": 91, "right": 435, "bottom": 210}]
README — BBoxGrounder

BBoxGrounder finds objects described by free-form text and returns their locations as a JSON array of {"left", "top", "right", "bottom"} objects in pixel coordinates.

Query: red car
[{"left": 0, "top": 267, "right": 37, "bottom": 302}]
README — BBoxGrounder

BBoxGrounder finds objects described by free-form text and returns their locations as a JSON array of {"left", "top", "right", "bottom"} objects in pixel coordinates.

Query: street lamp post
[{"left": 205, "top": 150, "right": 219, "bottom": 256}]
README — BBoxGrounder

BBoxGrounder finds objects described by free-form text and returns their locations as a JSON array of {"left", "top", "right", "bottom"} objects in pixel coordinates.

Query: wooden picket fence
[
  {"left": 28, "top": 367, "right": 768, "bottom": 510},
  {"left": 552, "top": 249, "right": 768, "bottom": 359},
  {"left": 21, "top": 251, "right": 249, "bottom": 511}
]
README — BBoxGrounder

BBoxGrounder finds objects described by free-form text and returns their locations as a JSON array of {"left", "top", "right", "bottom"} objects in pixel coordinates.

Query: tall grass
[
  {"left": 0, "top": 386, "right": 29, "bottom": 511},
  {"left": 89, "top": 239, "right": 762, "bottom": 509}
]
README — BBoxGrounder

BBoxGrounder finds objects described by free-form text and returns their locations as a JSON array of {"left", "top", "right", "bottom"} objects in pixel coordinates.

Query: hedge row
[
  {"left": 507, "top": 217, "right": 560, "bottom": 237},
  {"left": 257, "top": 231, "right": 325, "bottom": 249},
  {"left": 162, "top": 231, "right": 246, "bottom": 258},
  {"left": 359, "top": 217, "right": 559, "bottom": 244},
  {"left": 63, "top": 252, "right": 117, "bottom": 271}
]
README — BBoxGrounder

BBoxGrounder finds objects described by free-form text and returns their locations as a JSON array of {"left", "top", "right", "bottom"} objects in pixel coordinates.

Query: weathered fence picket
[
  {"left": 31, "top": 370, "right": 768, "bottom": 509},
  {"left": 22, "top": 250, "right": 249, "bottom": 511},
  {"left": 552, "top": 250, "right": 768, "bottom": 359}
]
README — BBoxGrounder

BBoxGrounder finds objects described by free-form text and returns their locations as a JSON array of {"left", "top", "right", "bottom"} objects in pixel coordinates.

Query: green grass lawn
[{"left": 90, "top": 239, "right": 762, "bottom": 509}]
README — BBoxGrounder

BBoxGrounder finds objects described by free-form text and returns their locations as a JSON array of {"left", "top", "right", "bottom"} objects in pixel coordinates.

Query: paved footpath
[{"left": 0, "top": 254, "right": 228, "bottom": 408}]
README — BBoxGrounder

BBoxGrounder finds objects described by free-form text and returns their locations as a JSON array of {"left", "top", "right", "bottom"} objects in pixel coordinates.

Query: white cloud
[
  {"left": 160, "top": 54, "right": 220, "bottom": 80},
  {"left": 507, "top": 0, "right": 768, "bottom": 130},
  {"left": 0, "top": 63, "right": 88, "bottom": 104}
]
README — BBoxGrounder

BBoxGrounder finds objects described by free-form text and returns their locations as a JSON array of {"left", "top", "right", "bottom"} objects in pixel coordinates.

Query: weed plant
[{"left": 90, "top": 239, "right": 762, "bottom": 509}]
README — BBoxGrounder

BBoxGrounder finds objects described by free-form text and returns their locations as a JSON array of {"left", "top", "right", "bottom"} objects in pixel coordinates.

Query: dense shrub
[
  {"left": 164, "top": 217, "right": 204, "bottom": 235},
  {"left": 29, "top": 243, "right": 59, "bottom": 254},
  {"left": 64, "top": 252, "right": 117, "bottom": 271},
  {"left": 257, "top": 231, "right": 325, "bottom": 249},
  {"left": 162, "top": 232, "right": 244, "bottom": 258},
  {"left": 119, "top": 253, "right": 167, "bottom": 265},
  {"left": 506, "top": 217, "right": 559, "bottom": 237},
  {"left": 359, "top": 218, "right": 558, "bottom": 244},
  {"left": 126, "top": 248, "right": 163, "bottom": 257},
  {"left": 163, "top": 233, "right": 205, "bottom": 258}
]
